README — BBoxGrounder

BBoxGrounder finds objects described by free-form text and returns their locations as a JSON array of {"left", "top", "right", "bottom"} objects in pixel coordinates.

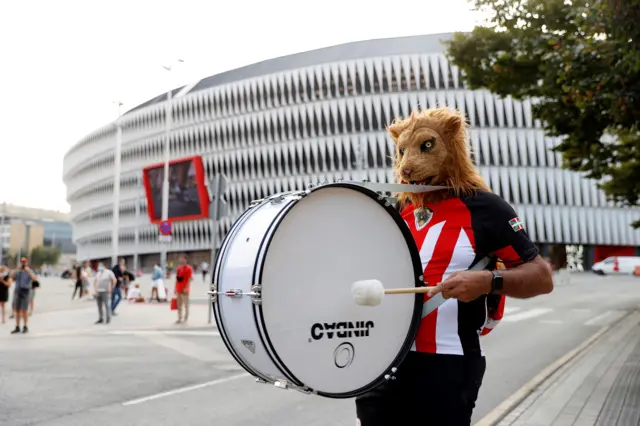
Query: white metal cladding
[{"left": 62, "top": 41, "right": 640, "bottom": 261}]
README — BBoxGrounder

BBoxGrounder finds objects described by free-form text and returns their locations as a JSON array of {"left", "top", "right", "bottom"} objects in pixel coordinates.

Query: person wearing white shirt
[
  {"left": 200, "top": 261, "right": 209, "bottom": 282},
  {"left": 93, "top": 263, "right": 116, "bottom": 324}
]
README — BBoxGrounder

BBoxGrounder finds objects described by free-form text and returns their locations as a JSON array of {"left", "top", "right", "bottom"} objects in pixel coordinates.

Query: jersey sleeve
[{"left": 482, "top": 194, "right": 539, "bottom": 268}]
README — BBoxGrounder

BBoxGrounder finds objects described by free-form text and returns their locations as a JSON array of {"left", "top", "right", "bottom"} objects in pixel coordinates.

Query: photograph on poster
[{"left": 145, "top": 158, "right": 203, "bottom": 221}]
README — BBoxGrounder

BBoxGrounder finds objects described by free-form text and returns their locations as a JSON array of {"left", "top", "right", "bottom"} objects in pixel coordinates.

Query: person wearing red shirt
[{"left": 174, "top": 254, "right": 193, "bottom": 323}]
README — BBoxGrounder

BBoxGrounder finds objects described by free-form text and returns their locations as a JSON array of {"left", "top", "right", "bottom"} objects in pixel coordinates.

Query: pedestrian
[
  {"left": 29, "top": 278, "right": 39, "bottom": 316},
  {"left": 93, "top": 262, "right": 115, "bottom": 324},
  {"left": 11, "top": 257, "right": 37, "bottom": 334},
  {"left": 174, "top": 254, "right": 193, "bottom": 324},
  {"left": 111, "top": 258, "right": 125, "bottom": 315},
  {"left": 82, "top": 260, "right": 92, "bottom": 298},
  {"left": 0, "top": 266, "right": 11, "bottom": 324},
  {"left": 151, "top": 263, "right": 164, "bottom": 302},
  {"left": 72, "top": 263, "right": 83, "bottom": 300},
  {"left": 200, "top": 260, "right": 209, "bottom": 282}
]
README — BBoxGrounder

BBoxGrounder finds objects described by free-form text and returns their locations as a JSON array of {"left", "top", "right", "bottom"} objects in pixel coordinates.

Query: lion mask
[{"left": 387, "top": 107, "right": 490, "bottom": 207}]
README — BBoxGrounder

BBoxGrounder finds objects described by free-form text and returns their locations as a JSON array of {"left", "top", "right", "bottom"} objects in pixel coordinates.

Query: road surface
[{"left": 1, "top": 272, "right": 639, "bottom": 426}]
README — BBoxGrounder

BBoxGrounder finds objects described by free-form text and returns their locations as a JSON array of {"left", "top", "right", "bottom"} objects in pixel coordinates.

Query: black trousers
[
  {"left": 355, "top": 352, "right": 486, "bottom": 426},
  {"left": 72, "top": 281, "right": 83, "bottom": 299}
]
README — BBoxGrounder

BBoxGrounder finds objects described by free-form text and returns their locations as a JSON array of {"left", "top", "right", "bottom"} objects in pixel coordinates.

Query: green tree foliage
[
  {"left": 445, "top": 0, "right": 640, "bottom": 225},
  {"left": 29, "top": 246, "right": 61, "bottom": 267}
]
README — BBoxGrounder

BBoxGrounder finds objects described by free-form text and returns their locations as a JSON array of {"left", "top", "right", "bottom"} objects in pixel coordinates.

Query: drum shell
[
  {"left": 213, "top": 183, "right": 424, "bottom": 398},
  {"left": 213, "top": 195, "right": 299, "bottom": 383}
]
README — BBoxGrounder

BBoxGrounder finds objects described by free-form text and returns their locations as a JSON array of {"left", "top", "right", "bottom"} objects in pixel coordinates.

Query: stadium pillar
[
  {"left": 111, "top": 101, "right": 123, "bottom": 267},
  {"left": 583, "top": 245, "right": 595, "bottom": 271}
]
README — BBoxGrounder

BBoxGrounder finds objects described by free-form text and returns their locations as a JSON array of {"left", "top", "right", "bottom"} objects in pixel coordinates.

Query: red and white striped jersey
[{"left": 400, "top": 191, "right": 539, "bottom": 356}]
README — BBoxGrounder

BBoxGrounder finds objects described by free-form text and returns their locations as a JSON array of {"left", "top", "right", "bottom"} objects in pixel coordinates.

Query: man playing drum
[{"left": 355, "top": 109, "right": 554, "bottom": 425}]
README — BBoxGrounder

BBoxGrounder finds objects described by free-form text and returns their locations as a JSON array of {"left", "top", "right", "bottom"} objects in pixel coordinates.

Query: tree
[
  {"left": 29, "top": 246, "right": 61, "bottom": 267},
  {"left": 444, "top": 0, "right": 640, "bottom": 225}
]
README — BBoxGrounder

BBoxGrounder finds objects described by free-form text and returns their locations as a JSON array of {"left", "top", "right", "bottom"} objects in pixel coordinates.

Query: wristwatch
[{"left": 490, "top": 270, "right": 504, "bottom": 295}]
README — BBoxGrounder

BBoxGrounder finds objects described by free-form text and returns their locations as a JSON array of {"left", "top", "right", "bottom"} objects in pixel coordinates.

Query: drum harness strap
[{"left": 348, "top": 181, "right": 449, "bottom": 195}]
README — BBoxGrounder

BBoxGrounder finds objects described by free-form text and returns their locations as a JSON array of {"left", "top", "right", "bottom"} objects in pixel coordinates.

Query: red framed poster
[{"left": 142, "top": 155, "right": 210, "bottom": 224}]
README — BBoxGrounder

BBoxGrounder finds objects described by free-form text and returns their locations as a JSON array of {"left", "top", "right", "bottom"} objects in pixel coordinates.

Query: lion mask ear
[
  {"left": 442, "top": 113, "right": 464, "bottom": 140},
  {"left": 387, "top": 123, "right": 402, "bottom": 143}
]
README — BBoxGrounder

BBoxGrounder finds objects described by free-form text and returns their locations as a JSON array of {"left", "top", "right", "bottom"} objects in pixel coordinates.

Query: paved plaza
[{"left": 1, "top": 272, "right": 640, "bottom": 425}]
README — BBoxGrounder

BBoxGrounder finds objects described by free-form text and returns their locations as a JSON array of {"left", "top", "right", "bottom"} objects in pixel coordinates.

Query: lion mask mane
[{"left": 387, "top": 107, "right": 490, "bottom": 208}]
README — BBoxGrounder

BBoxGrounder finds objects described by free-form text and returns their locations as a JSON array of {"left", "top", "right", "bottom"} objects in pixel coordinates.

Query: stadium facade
[{"left": 62, "top": 33, "right": 640, "bottom": 272}]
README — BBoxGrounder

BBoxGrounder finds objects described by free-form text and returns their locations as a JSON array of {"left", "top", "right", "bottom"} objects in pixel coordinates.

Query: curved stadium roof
[{"left": 125, "top": 33, "right": 454, "bottom": 115}]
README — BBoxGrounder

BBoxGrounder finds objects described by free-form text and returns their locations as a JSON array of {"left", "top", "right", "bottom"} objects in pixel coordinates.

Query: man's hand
[
  {"left": 26, "top": 267, "right": 37, "bottom": 281},
  {"left": 427, "top": 270, "right": 493, "bottom": 303}
]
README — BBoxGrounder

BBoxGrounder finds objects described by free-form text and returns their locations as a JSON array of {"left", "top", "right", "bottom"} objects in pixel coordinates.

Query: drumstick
[{"left": 351, "top": 279, "right": 443, "bottom": 307}]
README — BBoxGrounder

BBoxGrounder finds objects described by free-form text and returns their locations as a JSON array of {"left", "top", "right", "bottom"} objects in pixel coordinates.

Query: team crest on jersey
[
  {"left": 414, "top": 206, "right": 434, "bottom": 230},
  {"left": 509, "top": 217, "right": 524, "bottom": 232}
]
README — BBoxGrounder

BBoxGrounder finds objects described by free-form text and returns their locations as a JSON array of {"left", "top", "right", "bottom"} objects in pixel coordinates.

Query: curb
[{"left": 474, "top": 309, "right": 637, "bottom": 426}]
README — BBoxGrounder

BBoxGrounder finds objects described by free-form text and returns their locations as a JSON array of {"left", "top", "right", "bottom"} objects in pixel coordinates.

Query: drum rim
[
  {"left": 213, "top": 204, "right": 266, "bottom": 380},
  {"left": 254, "top": 182, "right": 424, "bottom": 398}
]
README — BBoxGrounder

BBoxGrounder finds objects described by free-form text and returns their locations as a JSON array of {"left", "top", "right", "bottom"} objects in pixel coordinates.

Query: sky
[{"left": 0, "top": 0, "right": 488, "bottom": 213}]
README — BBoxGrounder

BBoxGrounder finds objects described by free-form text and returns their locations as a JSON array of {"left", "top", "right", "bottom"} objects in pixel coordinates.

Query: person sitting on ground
[{"left": 127, "top": 283, "right": 145, "bottom": 303}]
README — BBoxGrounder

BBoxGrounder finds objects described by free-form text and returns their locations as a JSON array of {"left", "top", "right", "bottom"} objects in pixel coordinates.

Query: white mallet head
[{"left": 352, "top": 279, "right": 385, "bottom": 307}]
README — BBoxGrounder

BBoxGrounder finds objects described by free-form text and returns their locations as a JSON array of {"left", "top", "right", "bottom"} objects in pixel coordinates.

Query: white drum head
[{"left": 258, "top": 184, "right": 421, "bottom": 397}]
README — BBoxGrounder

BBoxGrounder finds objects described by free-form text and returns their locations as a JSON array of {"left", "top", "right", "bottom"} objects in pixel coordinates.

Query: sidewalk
[
  {"left": 0, "top": 275, "right": 217, "bottom": 338},
  {"left": 495, "top": 309, "right": 640, "bottom": 426}
]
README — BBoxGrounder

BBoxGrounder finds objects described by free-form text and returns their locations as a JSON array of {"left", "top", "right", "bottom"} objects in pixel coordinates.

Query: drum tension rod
[{"left": 208, "top": 285, "right": 262, "bottom": 305}]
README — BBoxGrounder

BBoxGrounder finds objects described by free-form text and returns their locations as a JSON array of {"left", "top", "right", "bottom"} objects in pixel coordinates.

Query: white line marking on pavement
[
  {"left": 539, "top": 320, "right": 563, "bottom": 325},
  {"left": 571, "top": 308, "right": 591, "bottom": 314},
  {"left": 123, "top": 373, "right": 249, "bottom": 406},
  {"left": 584, "top": 311, "right": 613, "bottom": 327},
  {"left": 108, "top": 330, "right": 220, "bottom": 337},
  {"left": 584, "top": 310, "right": 626, "bottom": 327},
  {"left": 502, "top": 308, "right": 553, "bottom": 322},
  {"left": 503, "top": 307, "right": 522, "bottom": 314}
]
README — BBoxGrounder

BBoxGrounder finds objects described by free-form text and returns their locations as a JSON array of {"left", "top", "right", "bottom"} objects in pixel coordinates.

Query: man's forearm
[{"left": 500, "top": 256, "right": 554, "bottom": 299}]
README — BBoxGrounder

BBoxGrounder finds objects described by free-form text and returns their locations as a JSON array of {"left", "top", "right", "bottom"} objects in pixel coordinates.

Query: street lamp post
[
  {"left": 159, "top": 59, "right": 183, "bottom": 272},
  {"left": 112, "top": 101, "right": 123, "bottom": 267},
  {"left": 133, "top": 195, "right": 140, "bottom": 273}
]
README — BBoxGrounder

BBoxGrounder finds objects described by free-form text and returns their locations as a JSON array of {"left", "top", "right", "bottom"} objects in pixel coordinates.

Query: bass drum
[{"left": 212, "top": 182, "right": 423, "bottom": 398}]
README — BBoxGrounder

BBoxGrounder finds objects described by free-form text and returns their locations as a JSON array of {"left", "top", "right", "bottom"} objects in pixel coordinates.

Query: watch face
[{"left": 491, "top": 270, "right": 503, "bottom": 293}]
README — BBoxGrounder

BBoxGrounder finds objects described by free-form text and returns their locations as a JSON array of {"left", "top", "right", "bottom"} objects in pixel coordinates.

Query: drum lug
[
  {"left": 208, "top": 284, "right": 262, "bottom": 303},
  {"left": 208, "top": 284, "right": 218, "bottom": 302},
  {"left": 255, "top": 378, "right": 268, "bottom": 384},
  {"left": 274, "top": 380, "right": 289, "bottom": 390},
  {"left": 274, "top": 380, "right": 315, "bottom": 395},
  {"left": 270, "top": 195, "right": 285, "bottom": 205},
  {"left": 251, "top": 285, "right": 262, "bottom": 306},
  {"left": 384, "top": 374, "right": 396, "bottom": 381}
]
